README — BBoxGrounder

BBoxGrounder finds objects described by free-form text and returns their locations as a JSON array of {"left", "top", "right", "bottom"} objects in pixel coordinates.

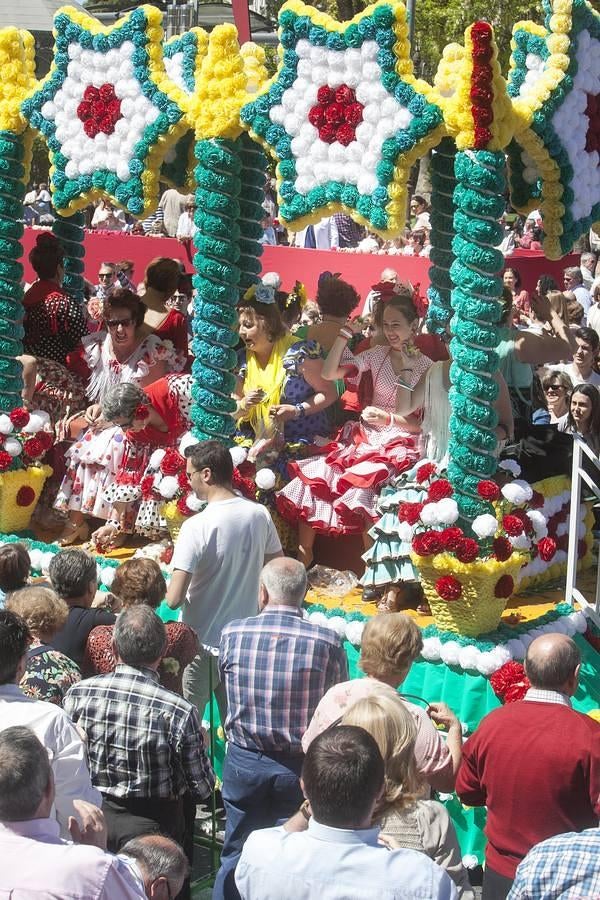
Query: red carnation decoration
[
  {"left": 83, "top": 85, "right": 99, "bottom": 102},
  {"left": 77, "top": 100, "right": 92, "bottom": 120},
  {"left": 318, "top": 123, "right": 337, "bottom": 144},
  {"left": 537, "top": 536, "right": 557, "bottom": 563},
  {"left": 335, "top": 84, "right": 355, "bottom": 104},
  {"left": 493, "top": 536, "right": 513, "bottom": 562},
  {"left": 84, "top": 119, "right": 100, "bottom": 138},
  {"left": 99, "top": 83, "right": 115, "bottom": 102},
  {"left": 398, "top": 501, "right": 423, "bottom": 526},
  {"left": 435, "top": 575, "right": 462, "bottom": 601},
  {"left": 344, "top": 102, "right": 363, "bottom": 127},
  {"left": 427, "top": 479, "right": 453, "bottom": 501},
  {"left": 477, "top": 480, "right": 500, "bottom": 502},
  {"left": 308, "top": 107, "right": 325, "bottom": 128},
  {"left": 440, "top": 526, "right": 464, "bottom": 552},
  {"left": 177, "top": 471, "right": 190, "bottom": 490},
  {"left": 502, "top": 514, "right": 524, "bottom": 537},
  {"left": 530, "top": 490, "right": 545, "bottom": 509},
  {"left": 317, "top": 85, "right": 334, "bottom": 104},
  {"left": 160, "top": 448, "right": 185, "bottom": 476},
  {"left": 474, "top": 125, "right": 492, "bottom": 148},
  {"left": 232, "top": 469, "right": 256, "bottom": 500},
  {"left": 91, "top": 99, "right": 105, "bottom": 119},
  {"left": 37, "top": 431, "right": 53, "bottom": 451},
  {"left": 9, "top": 407, "right": 30, "bottom": 429},
  {"left": 140, "top": 475, "right": 156, "bottom": 501},
  {"left": 336, "top": 124, "right": 355, "bottom": 146},
  {"left": 415, "top": 462, "right": 436, "bottom": 483},
  {"left": 490, "top": 661, "right": 530, "bottom": 704},
  {"left": 99, "top": 116, "right": 115, "bottom": 135},
  {"left": 412, "top": 531, "right": 443, "bottom": 557},
  {"left": 0, "top": 451, "right": 12, "bottom": 471},
  {"left": 176, "top": 496, "right": 193, "bottom": 517},
  {"left": 16, "top": 486, "right": 35, "bottom": 508},
  {"left": 456, "top": 538, "right": 480, "bottom": 563},
  {"left": 494, "top": 574, "right": 514, "bottom": 598},
  {"left": 23, "top": 437, "right": 44, "bottom": 459},
  {"left": 324, "top": 102, "right": 344, "bottom": 124},
  {"left": 511, "top": 508, "right": 534, "bottom": 534}
]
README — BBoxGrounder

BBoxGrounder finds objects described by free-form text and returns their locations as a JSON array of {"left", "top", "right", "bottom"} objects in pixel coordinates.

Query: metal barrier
[{"left": 565, "top": 435, "right": 600, "bottom": 623}]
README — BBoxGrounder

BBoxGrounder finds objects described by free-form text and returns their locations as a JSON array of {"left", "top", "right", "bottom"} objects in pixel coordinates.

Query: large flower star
[
  {"left": 241, "top": 0, "right": 444, "bottom": 236},
  {"left": 21, "top": 6, "right": 186, "bottom": 216}
]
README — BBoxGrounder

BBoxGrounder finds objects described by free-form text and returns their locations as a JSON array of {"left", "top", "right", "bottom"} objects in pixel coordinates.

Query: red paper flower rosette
[
  {"left": 440, "top": 526, "right": 464, "bottom": 552},
  {"left": 399, "top": 501, "right": 424, "bottom": 525},
  {"left": 16, "top": 486, "right": 36, "bottom": 507},
  {"left": 490, "top": 661, "right": 530, "bottom": 703},
  {"left": 427, "top": 479, "right": 453, "bottom": 501},
  {"left": 494, "top": 574, "right": 514, "bottom": 599},
  {"left": 455, "top": 537, "right": 480, "bottom": 564},
  {"left": 9, "top": 407, "right": 30, "bottom": 429},
  {"left": 160, "top": 448, "right": 185, "bottom": 476},
  {"left": 415, "top": 462, "right": 437, "bottom": 484},
  {"left": 0, "top": 451, "right": 12, "bottom": 471},
  {"left": 493, "top": 536, "right": 513, "bottom": 562},
  {"left": 477, "top": 479, "right": 500, "bottom": 501},
  {"left": 435, "top": 575, "right": 462, "bottom": 601},
  {"left": 23, "top": 437, "right": 44, "bottom": 459},
  {"left": 537, "top": 536, "right": 557, "bottom": 563},
  {"left": 412, "top": 530, "right": 443, "bottom": 557},
  {"left": 502, "top": 514, "right": 524, "bottom": 537}
]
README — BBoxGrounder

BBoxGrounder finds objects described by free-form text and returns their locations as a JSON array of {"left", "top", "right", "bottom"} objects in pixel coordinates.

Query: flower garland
[
  {"left": 52, "top": 212, "right": 85, "bottom": 304},
  {"left": 21, "top": 6, "right": 187, "bottom": 217},
  {"left": 236, "top": 132, "right": 267, "bottom": 294},
  {"left": 0, "top": 28, "right": 36, "bottom": 135},
  {"left": 0, "top": 407, "right": 53, "bottom": 470},
  {"left": 240, "top": 0, "right": 444, "bottom": 237},
  {"left": 425, "top": 137, "right": 456, "bottom": 336}
]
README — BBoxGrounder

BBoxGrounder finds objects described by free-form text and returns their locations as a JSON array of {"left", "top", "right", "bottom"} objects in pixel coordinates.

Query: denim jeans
[{"left": 212, "top": 742, "right": 304, "bottom": 900}]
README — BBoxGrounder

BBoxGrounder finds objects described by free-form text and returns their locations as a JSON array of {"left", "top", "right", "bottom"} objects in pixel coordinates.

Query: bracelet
[
  {"left": 295, "top": 403, "right": 306, "bottom": 419},
  {"left": 385, "top": 412, "right": 393, "bottom": 426},
  {"left": 299, "top": 800, "right": 311, "bottom": 821},
  {"left": 338, "top": 327, "right": 353, "bottom": 342}
]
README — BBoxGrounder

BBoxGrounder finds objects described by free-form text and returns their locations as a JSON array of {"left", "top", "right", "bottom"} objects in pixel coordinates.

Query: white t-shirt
[
  {"left": 172, "top": 497, "right": 282, "bottom": 646},
  {"left": 552, "top": 362, "right": 600, "bottom": 388}
]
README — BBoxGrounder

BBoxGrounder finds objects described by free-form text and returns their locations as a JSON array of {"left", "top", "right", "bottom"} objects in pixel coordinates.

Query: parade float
[{"left": 0, "top": 0, "right": 599, "bottom": 863}]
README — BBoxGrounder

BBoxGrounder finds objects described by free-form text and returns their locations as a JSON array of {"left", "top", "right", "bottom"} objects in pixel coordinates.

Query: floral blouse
[
  {"left": 83, "top": 331, "right": 186, "bottom": 403},
  {"left": 20, "top": 644, "right": 81, "bottom": 707}
]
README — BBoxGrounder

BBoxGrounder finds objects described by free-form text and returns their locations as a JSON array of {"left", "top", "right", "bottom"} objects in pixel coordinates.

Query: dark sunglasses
[
  {"left": 544, "top": 384, "right": 564, "bottom": 392},
  {"left": 106, "top": 317, "right": 133, "bottom": 329},
  {"left": 98, "top": 272, "right": 115, "bottom": 279}
]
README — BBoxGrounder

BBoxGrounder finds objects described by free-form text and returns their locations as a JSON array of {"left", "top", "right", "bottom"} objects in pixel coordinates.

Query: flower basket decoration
[
  {"left": 405, "top": 465, "right": 544, "bottom": 637},
  {"left": 0, "top": 407, "right": 54, "bottom": 532},
  {"left": 140, "top": 446, "right": 205, "bottom": 542}
]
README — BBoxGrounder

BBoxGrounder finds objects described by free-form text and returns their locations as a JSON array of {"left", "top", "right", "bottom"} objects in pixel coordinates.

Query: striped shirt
[{"left": 219, "top": 606, "right": 348, "bottom": 754}]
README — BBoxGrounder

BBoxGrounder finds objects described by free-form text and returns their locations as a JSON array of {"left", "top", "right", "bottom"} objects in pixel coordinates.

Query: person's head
[
  {"left": 121, "top": 835, "right": 190, "bottom": 900},
  {"left": 581, "top": 252, "right": 596, "bottom": 272},
  {"left": 29, "top": 233, "right": 64, "bottom": 281},
  {"left": 565, "top": 294, "right": 584, "bottom": 326},
  {"left": 39, "top": 183, "right": 47, "bottom": 192},
  {"left": 238, "top": 294, "right": 286, "bottom": 351},
  {"left": 408, "top": 230, "right": 426, "bottom": 250},
  {"left": 536, "top": 274, "right": 558, "bottom": 297},
  {"left": 380, "top": 268, "right": 399, "bottom": 285},
  {"left": 6, "top": 587, "right": 68, "bottom": 644},
  {"left": 113, "top": 605, "right": 167, "bottom": 669},
  {"left": 315, "top": 275, "right": 360, "bottom": 319},
  {"left": 185, "top": 440, "right": 233, "bottom": 500},
  {"left": 116, "top": 259, "right": 134, "bottom": 279},
  {"left": 362, "top": 314, "right": 375, "bottom": 338},
  {"left": 101, "top": 382, "right": 149, "bottom": 431},
  {"left": 259, "top": 557, "right": 307, "bottom": 611},
  {"left": 410, "top": 194, "right": 428, "bottom": 215},
  {"left": 48, "top": 548, "right": 98, "bottom": 606},
  {"left": 103, "top": 289, "right": 147, "bottom": 347},
  {"left": 567, "top": 382, "right": 600, "bottom": 437},
  {"left": 184, "top": 198, "right": 195, "bottom": 216},
  {"left": 144, "top": 258, "right": 181, "bottom": 297},
  {"left": 593, "top": 283, "right": 600, "bottom": 306},
  {"left": 0, "top": 727, "right": 53, "bottom": 822},
  {"left": 301, "top": 725, "right": 385, "bottom": 829},
  {"left": 540, "top": 369, "right": 573, "bottom": 410},
  {"left": 359, "top": 612, "right": 423, "bottom": 687},
  {"left": 111, "top": 558, "right": 166, "bottom": 611},
  {"left": 0, "top": 609, "right": 31, "bottom": 685},
  {"left": 341, "top": 686, "right": 420, "bottom": 816},
  {"left": 98, "top": 262, "right": 117, "bottom": 288},
  {"left": 0, "top": 543, "right": 30, "bottom": 593},
  {"left": 564, "top": 266, "right": 583, "bottom": 290},
  {"left": 525, "top": 633, "right": 581, "bottom": 696},
  {"left": 503, "top": 267, "right": 522, "bottom": 292},
  {"left": 378, "top": 290, "right": 419, "bottom": 351},
  {"left": 547, "top": 290, "right": 570, "bottom": 324},
  {"left": 572, "top": 327, "right": 600, "bottom": 374}
]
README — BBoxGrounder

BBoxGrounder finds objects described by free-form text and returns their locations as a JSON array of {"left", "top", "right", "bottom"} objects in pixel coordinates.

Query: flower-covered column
[
  {"left": 52, "top": 212, "right": 86, "bottom": 304},
  {"left": 426, "top": 137, "right": 456, "bottom": 335},
  {"left": 236, "top": 131, "right": 267, "bottom": 294},
  {"left": 0, "top": 130, "right": 26, "bottom": 412}
]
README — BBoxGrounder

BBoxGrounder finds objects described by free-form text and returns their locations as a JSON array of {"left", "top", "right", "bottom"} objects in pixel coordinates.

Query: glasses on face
[
  {"left": 99, "top": 272, "right": 114, "bottom": 280},
  {"left": 544, "top": 384, "right": 564, "bottom": 393},
  {"left": 106, "top": 317, "right": 133, "bottom": 329}
]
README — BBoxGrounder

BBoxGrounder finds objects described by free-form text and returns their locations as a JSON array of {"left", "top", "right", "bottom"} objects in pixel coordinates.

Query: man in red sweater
[{"left": 456, "top": 633, "right": 600, "bottom": 900}]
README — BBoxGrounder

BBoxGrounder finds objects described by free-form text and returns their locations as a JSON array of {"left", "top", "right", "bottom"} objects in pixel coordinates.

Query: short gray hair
[
  {"left": 114, "top": 606, "right": 166, "bottom": 667},
  {"left": 564, "top": 266, "right": 583, "bottom": 284},
  {"left": 102, "top": 382, "right": 146, "bottom": 424},
  {"left": 49, "top": 549, "right": 97, "bottom": 600},
  {"left": 261, "top": 557, "right": 307, "bottom": 607},
  {"left": 525, "top": 636, "right": 581, "bottom": 690},
  {"left": 0, "top": 727, "right": 51, "bottom": 821},
  {"left": 120, "top": 835, "right": 190, "bottom": 890}
]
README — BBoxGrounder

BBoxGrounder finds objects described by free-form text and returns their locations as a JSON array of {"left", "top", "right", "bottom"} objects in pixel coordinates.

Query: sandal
[{"left": 58, "top": 522, "right": 90, "bottom": 547}]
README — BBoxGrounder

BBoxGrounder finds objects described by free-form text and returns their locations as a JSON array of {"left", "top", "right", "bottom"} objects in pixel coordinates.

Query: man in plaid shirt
[
  {"left": 213, "top": 557, "right": 348, "bottom": 900},
  {"left": 508, "top": 827, "right": 600, "bottom": 899},
  {"left": 64, "top": 605, "right": 214, "bottom": 897}
]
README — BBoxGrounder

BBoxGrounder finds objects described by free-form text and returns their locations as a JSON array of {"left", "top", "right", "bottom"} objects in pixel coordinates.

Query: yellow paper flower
[
  {"left": 0, "top": 28, "right": 37, "bottom": 134},
  {"left": 190, "top": 24, "right": 249, "bottom": 140}
]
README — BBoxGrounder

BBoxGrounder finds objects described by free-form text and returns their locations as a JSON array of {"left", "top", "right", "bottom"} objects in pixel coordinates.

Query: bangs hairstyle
[
  {"left": 237, "top": 297, "right": 287, "bottom": 343},
  {"left": 375, "top": 289, "right": 418, "bottom": 330},
  {"left": 359, "top": 613, "right": 423, "bottom": 683},
  {"left": 104, "top": 289, "right": 147, "bottom": 328},
  {"left": 316, "top": 276, "right": 360, "bottom": 318}
]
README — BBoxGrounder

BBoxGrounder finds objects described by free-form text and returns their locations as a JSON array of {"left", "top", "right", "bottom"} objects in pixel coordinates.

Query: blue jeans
[{"left": 212, "top": 742, "right": 304, "bottom": 900}]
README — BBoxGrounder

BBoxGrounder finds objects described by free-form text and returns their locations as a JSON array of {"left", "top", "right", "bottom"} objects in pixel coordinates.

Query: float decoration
[
  {"left": 240, "top": 0, "right": 444, "bottom": 236},
  {"left": 425, "top": 137, "right": 456, "bottom": 335},
  {"left": 507, "top": 0, "right": 600, "bottom": 259},
  {"left": 237, "top": 132, "right": 267, "bottom": 293},
  {"left": 52, "top": 212, "right": 86, "bottom": 303},
  {"left": 21, "top": 5, "right": 188, "bottom": 217}
]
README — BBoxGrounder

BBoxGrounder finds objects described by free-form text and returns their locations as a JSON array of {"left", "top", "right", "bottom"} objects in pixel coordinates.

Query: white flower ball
[
  {"left": 100, "top": 567, "right": 115, "bottom": 588},
  {"left": 440, "top": 640, "right": 462, "bottom": 667},
  {"left": 262, "top": 272, "right": 281, "bottom": 290},
  {"left": 229, "top": 446, "right": 248, "bottom": 467},
  {"left": 3, "top": 438, "right": 21, "bottom": 457},
  {"left": 526, "top": 510, "right": 548, "bottom": 539},
  {"left": 420, "top": 502, "right": 441, "bottom": 526},
  {"left": 435, "top": 498, "right": 459, "bottom": 526},
  {"left": 326, "top": 616, "right": 348, "bottom": 638},
  {"left": 571, "top": 612, "right": 588, "bottom": 633},
  {"left": 29, "top": 548, "right": 44, "bottom": 572},
  {"left": 0, "top": 415, "right": 14, "bottom": 435},
  {"left": 397, "top": 522, "right": 415, "bottom": 543},
  {"left": 498, "top": 459, "right": 521, "bottom": 477},
  {"left": 255, "top": 468, "right": 276, "bottom": 491},
  {"left": 345, "top": 620, "right": 365, "bottom": 646},
  {"left": 21, "top": 414, "right": 45, "bottom": 434},
  {"left": 476, "top": 651, "right": 499, "bottom": 676},
  {"left": 420, "top": 636, "right": 442, "bottom": 661},
  {"left": 185, "top": 495, "right": 205, "bottom": 513},
  {"left": 490, "top": 645, "right": 512, "bottom": 668},
  {"left": 472, "top": 514, "right": 499, "bottom": 539},
  {"left": 458, "top": 645, "right": 481, "bottom": 672},
  {"left": 501, "top": 479, "right": 533, "bottom": 505},
  {"left": 41, "top": 552, "right": 55, "bottom": 573},
  {"left": 158, "top": 476, "right": 179, "bottom": 499},
  {"left": 149, "top": 449, "right": 166, "bottom": 470},
  {"left": 509, "top": 533, "right": 531, "bottom": 551},
  {"left": 308, "top": 611, "right": 330, "bottom": 628},
  {"left": 178, "top": 432, "right": 198, "bottom": 456}
]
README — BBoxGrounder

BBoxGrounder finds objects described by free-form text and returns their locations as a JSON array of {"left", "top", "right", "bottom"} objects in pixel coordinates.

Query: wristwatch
[{"left": 295, "top": 403, "right": 307, "bottom": 419}]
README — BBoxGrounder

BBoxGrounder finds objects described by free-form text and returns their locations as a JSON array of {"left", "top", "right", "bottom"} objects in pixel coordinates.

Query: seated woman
[
  {"left": 302, "top": 613, "right": 462, "bottom": 794},
  {"left": 6, "top": 586, "right": 81, "bottom": 706},
  {"left": 141, "top": 257, "right": 189, "bottom": 357},
  {"left": 342, "top": 688, "right": 474, "bottom": 899},
  {"left": 277, "top": 286, "right": 431, "bottom": 568},
  {"left": 295, "top": 274, "right": 361, "bottom": 353},
  {"left": 83, "top": 558, "right": 198, "bottom": 694},
  {"left": 558, "top": 382, "right": 600, "bottom": 455},
  {"left": 55, "top": 375, "right": 193, "bottom": 549}
]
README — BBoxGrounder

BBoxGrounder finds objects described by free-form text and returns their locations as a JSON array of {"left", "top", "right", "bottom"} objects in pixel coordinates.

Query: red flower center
[
  {"left": 77, "top": 84, "right": 122, "bottom": 139},
  {"left": 309, "top": 84, "right": 364, "bottom": 146},
  {"left": 16, "top": 486, "right": 36, "bottom": 508},
  {"left": 585, "top": 93, "right": 600, "bottom": 154}
]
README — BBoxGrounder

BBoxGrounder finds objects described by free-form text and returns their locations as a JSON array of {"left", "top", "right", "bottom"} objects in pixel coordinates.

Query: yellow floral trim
[
  {"left": 190, "top": 24, "right": 248, "bottom": 140},
  {"left": 0, "top": 28, "right": 37, "bottom": 134},
  {"left": 240, "top": 42, "right": 268, "bottom": 97},
  {"left": 411, "top": 550, "right": 527, "bottom": 577},
  {"left": 0, "top": 465, "right": 52, "bottom": 533},
  {"left": 432, "top": 42, "right": 464, "bottom": 113}
]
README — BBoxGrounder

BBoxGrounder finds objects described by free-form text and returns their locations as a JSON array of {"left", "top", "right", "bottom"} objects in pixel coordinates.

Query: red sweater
[{"left": 456, "top": 700, "right": 600, "bottom": 879}]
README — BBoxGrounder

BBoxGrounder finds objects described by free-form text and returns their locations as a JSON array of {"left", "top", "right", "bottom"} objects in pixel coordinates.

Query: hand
[
  {"left": 241, "top": 389, "right": 266, "bottom": 410},
  {"left": 69, "top": 801, "right": 107, "bottom": 849},
  {"left": 269, "top": 404, "right": 297, "bottom": 424},
  {"left": 91, "top": 524, "right": 120, "bottom": 551},
  {"left": 84, "top": 404, "right": 102, "bottom": 425},
  {"left": 361, "top": 406, "right": 390, "bottom": 426},
  {"left": 428, "top": 701, "right": 460, "bottom": 731},
  {"left": 531, "top": 291, "right": 552, "bottom": 322},
  {"left": 378, "top": 834, "right": 402, "bottom": 850}
]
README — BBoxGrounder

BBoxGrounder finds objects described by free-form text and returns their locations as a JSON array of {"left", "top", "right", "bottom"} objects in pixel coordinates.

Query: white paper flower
[
  {"left": 21, "top": 414, "right": 46, "bottom": 434},
  {"left": 100, "top": 567, "right": 115, "bottom": 588},
  {"left": 186, "top": 494, "right": 205, "bottom": 512},
  {"left": 472, "top": 514, "right": 499, "bottom": 539},
  {"left": 498, "top": 459, "right": 521, "bottom": 476},
  {"left": 501, "top": 479, "right": 533, "bottom": 505},
  {"left": 397, "top": 522, "right": 415, "bottom": 543},
  {"left": 229, "top": 445, "right": 248, "bottom": 467},
  {"left": 458, "top": 645, "right": 481, "bottom": 672},
  {"left": 526, "top": 509, "right": 548, "bottom": 540},
  {"left": 3, "top": 438, "right": 21, "bottom": 457},
  {"left": 435, "top": 498, "right": 459, "bottom": 526},
  {"left": 308, "top": 611, "right": 330, "bottom": 628},
  {"left": 476, "top": 651, "right": 499, "bottom": 676},
  {"left": 509, "top": 533, "right": 531, "bottom": 551},
  {"left": 179, "top": 433, "right": 199, "bottom": 456},
  {"left": 149, "top": 449, "right": 166, "bottom": 470},
  {"left": 345, "top": 620, "right": 365, "bottom": 645},
  {"left": 326, "top": 616, "right": 348, "bottom": 637},
  {"left": 440, "top": 640, "right": 462, "bottom": 666},
  {"left": 255, "top": 468, "right": 276, "bottom": 491},
  {"left": 0, "top": 415, "right": 14, "bottom": 435},
  {"left": 158, "top": 476, "right": 179, "bottom": 499},
  {"left": 262, "top": 272, "right": 282, "bottom": 289},
  {"left": 420, "top": 502, "right": 441, "bottom": 526},
  {"left": 420, "top": 636, "right": 442, "bottom": 661}
]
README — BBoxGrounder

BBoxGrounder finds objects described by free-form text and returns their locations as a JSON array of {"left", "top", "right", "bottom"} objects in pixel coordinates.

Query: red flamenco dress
[{"left": 277, "top": 345, "right": 431, "bottom": 535}]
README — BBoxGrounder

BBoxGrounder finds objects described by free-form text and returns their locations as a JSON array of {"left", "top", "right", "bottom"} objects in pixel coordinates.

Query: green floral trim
[
  {"left": 52, "top": 212, "right": 85, "bottom": 303},
  {"left": 426, "top": 137, "right": 456, "bottom": 335},
  {"left": 0, "top": 131, "right": 24, "bottom": 411}
]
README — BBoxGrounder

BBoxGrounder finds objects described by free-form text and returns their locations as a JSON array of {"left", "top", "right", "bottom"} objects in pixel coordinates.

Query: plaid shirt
[
  {"left": 508, "top": 828, "right": 600, "bottom": 899},
  {"left": 63, "top": 664, "right": 214, "bottom": 801},
  {"left": 219, "top": 607, "right": 348, "bottom": 754},
  {"left": 524, "top": 688, "right": 572, "bottom": 707},
  {"left": 333, "top": 213, "right": 365, "bottom": 248}
]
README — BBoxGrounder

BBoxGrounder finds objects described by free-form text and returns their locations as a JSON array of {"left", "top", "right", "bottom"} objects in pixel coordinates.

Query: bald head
[
  {"left": 120, "top": 834, "right": 189, "bottom": 899},
  {"left": 260, "top": 557, "right": 307, "bottom": 609},
  {"left": 380, "top": 268, "right": 398, "bottom": 284},
  {"left": 525, "top": 633, "right": 581, "bottom": 694}
]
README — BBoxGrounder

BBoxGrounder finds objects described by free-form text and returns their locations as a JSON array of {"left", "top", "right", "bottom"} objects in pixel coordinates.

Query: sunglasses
[
  {"left": 544, "top": 384, "right": 564, "bottom": 392},
  {"left": 106, "top": 317, "right": 133, "bottom": 329},
  {"left": 99, "top": 272, "right": 115, "bottom": 279}
]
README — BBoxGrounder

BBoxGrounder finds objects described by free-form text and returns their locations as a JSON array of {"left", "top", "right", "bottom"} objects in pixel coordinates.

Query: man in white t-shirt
[
  {"left": 167, "top": 441, "right": 282, "bottom": 717},
  {"left": 552, "top": 327, "right": 600, "bottom": 389}
]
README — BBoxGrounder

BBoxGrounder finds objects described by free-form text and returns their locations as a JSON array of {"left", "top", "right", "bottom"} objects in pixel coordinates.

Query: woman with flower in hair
[
  {"left": 277, "top": 285, "right": 432, "bottom": 568},
  {"left": 55, "top": 375, "right": 192, "bottom": 549}
]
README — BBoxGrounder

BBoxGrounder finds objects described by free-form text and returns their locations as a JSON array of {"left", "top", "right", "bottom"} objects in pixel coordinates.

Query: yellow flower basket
[
  {"left": 411, "top": 551, "right": 526, "bottom": 637},
  {"left": 161, "top": 500, "right": 187, "bottom": 542},
  {"left": 0, "top": 465, "right": 52, "bottom": 533}
]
